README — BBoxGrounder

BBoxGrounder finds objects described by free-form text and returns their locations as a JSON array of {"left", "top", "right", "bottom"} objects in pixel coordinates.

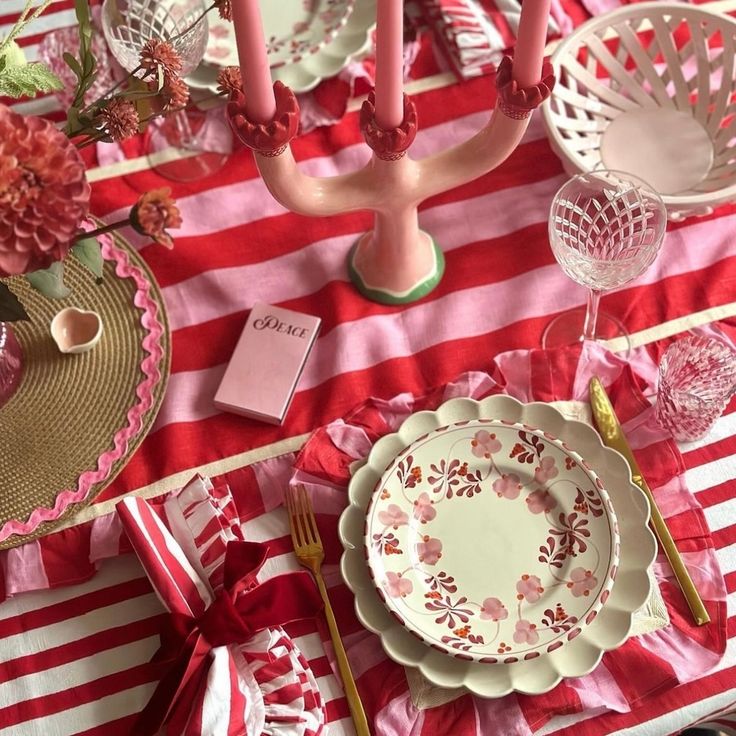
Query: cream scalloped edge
[{"left": 339, "top": 396, "right": 657, "bottom": 698}]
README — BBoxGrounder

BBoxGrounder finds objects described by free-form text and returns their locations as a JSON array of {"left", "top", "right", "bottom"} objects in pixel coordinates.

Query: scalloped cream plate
[
  {"left": 204, "top": 0, "right": 355, "bottom": 69},
  {"left": 339, "top": 397, "right": 657, "bottom": 697},
  {"left": 190, "top": 0, "right": 375, "bottom": 94},
  {"left": 365, "top": 420, "right": 620, "bottom": 664}
]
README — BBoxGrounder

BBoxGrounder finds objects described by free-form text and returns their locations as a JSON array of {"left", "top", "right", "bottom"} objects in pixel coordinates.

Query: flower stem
[
  {"left": 168, "top": 2, "right": 217, "bottom": 45},
  {"left": 73, "top": 219, "right": 130, "bottom": 242},
  {"left": 75, "top": 133, "right": 105, "bottom": 150}
]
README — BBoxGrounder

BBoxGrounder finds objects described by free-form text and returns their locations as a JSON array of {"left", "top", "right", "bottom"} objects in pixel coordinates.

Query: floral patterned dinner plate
[
  {"left": 365, "top": 420, "right": 620, "bottom": 664},
  {"left": 204, "top": 0, "right": 355, "bottom": 69},
  {"left": 339, "top": 396, "right": 656, "bottom": 696}
]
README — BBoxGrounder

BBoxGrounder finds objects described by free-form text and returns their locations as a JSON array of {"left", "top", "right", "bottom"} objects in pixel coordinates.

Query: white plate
[
  {"left": 366, "top": 419, "right": 620, "bottom": 664},
  {"left": 189, "top": 0, "right": 375, "bottom": 94},
  {"left": 205, "top": 0, "right": 355, "bottom": 69},
  {"left": 339, "top": 396, "right": 657, "bottom": 697}
]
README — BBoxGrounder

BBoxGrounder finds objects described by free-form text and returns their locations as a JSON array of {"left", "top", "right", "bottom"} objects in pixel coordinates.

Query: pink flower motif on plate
[
  {"left": 493, "top": 473, "right": 521, "bottom": 500},
  {"left": 384, "top": 571, "right": 412, "bottom": 598},
  {"left": 480, "top": 597, "right": 508, "bottom": 621},
  {"left": 416, "top": 536, "right": 443, "bottom": 565},
  {"left": 567, "top": 567, "right": 598, "bottom": 597},
  {"left": 378, "top": 503, "right": 409, "bottom": 529},
  {"left": 513, "top": 619, "right": 539, "bottom": 645},
  {"left": 471, "top": 430, "right": 502, "bottom": 459},
  {"left": 516, "top": 574, "right": 544, "bottom": 603},
  {"left": 526, "top": 489, "right": 557, "bottom": 515},
  {"left": 534, "top": 456, "right": 559, "bottom": 485},
  {"left": 412, "top": 492, "right": 436, "bottom": 523}
]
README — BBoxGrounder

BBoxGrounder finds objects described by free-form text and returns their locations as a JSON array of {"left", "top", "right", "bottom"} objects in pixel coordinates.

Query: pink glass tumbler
[
  {"left": 655, "top": 335, "right": 736, "bottom": 442},
  {"left": 0, "top": 323, "right": 23, "bottom": 410}
]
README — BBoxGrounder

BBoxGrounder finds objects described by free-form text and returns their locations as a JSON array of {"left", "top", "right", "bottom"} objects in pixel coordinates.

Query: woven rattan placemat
[{"left": 0, "top": 226, "right": 170, "bottom": 549}]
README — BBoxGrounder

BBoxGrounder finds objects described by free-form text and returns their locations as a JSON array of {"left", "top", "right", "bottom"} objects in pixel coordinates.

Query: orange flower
[
  {"left": 216, "top": 66, "right": 242, "bottom": 98},
  {"left": 139, "top": 39, "right": 182, "bottom": 81},
  {"left": 160, "top": 77, "right": 190, "bottom": 111},
  {"left": 215, "top": 0, "right": 232, "bottom": 21},
  {"left": 97, "top": 98, "right": 139, "bottom": 141},
  {"left": 0, "top": 104, "right": 89, "bottom": 276},
  {"left": 130, "top": 187, "right": 182, "bottom": 248}
]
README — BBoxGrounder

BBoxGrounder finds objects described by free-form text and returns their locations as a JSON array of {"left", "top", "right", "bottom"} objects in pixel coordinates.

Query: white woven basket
[{"left": 542, "top": 2, "right": 736, "bottom": 220}]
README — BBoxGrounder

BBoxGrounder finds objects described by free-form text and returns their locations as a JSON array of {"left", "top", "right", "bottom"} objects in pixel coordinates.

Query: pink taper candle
[
  {"left": 374, "top": 0, "right": 404, "bottom": 130},
  {"left": 513, "top": 0, "right": 552, "bottom": 88},
  {"left": 230, "top": 0, "right": 276, "bottom": 123}
]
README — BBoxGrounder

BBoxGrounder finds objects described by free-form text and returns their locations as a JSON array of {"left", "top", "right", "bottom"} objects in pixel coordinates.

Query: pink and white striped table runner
[{"left": 2, "top": 1, "right": 736, "bottom": 733}]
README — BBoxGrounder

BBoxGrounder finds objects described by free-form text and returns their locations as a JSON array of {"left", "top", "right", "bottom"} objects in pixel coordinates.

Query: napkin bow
[{"left": 117, "top": 494, "right": 323, "bottom": 736}]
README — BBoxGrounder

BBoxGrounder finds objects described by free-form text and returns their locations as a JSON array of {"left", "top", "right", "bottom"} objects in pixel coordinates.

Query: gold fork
[{"left": 286, "top": 485, "right": 371, "bottom": 736}]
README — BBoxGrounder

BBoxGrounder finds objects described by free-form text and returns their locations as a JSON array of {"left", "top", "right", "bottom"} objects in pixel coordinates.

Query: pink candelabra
[{"left": 228, "top": 0, "right": 554, "bottom": 305}]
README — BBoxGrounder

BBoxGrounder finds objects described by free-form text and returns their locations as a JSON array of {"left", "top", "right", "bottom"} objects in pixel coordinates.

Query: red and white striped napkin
[
  {"left": 418, "top": 0, "right": 571, "bottom": 79},
  {"left": 116, "top": 476, "right": 326, "bottom": 736}
]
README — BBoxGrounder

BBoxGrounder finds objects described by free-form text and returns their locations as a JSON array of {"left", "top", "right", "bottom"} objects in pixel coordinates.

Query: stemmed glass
[
  {"left": 542, "top": 170, "right": 668, "bottom": 353},
  {"left": 102, "top": 0, "right": 231, "bottom": 182}
]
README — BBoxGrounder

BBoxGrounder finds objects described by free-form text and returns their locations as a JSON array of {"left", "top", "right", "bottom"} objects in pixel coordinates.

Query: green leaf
[
  {"left": 63, "top": 51, "right": 83, "bottom": 80},
  {"left": 0, "top": 61, "right": 62, "bottom": 98},
  {"left": 67, "top": 0, "right": 97, "bottom": 111},
  {"left": 0, "top": 40, "right": 26, "bottom": 69},
  {"left": 71, "top": 237, "right": 104, "bottom": 281},
  {"left": 0, "top": 282, "right": 29, "bottom": 322},
  {"left": 25, "top": 262, "right": 71, "bottom": 300}
]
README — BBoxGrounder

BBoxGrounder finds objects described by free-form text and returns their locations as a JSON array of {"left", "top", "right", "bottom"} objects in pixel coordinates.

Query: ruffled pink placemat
[{"left": 290, "top": 340, "right": 727, "bottom": 733}]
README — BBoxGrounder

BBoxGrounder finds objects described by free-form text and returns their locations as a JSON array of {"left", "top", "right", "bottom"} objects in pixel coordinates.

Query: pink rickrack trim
[
  {"left": 360, "top": 91, "right": 418, "bottom": 161},
  {"left": 227, "top": 80, "right": 299, "bottom": 156},
  {"left": 495, "top": 55, "right": 555, "bottom": 120},
  {"left": 0, "top": 232, "right": 166, "bottom": 542}
]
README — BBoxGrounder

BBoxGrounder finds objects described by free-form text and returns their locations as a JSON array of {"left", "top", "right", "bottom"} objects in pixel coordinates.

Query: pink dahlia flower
[{"left": 0, "top": 105, "right": 90, "bottom": 276}]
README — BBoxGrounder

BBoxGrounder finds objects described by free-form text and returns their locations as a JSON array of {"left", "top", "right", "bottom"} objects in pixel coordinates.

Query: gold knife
[{"left": 589, "top": 377, "right": 710, "bottom": 626}]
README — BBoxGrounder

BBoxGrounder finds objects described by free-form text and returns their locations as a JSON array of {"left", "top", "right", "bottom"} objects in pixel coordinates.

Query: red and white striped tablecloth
[{"left": 2, "top": 1, "right": 736, "bottom": 734}]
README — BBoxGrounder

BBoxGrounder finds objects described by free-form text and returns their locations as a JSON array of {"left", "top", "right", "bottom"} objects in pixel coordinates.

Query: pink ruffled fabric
[{"left": 291, "top": 341, "right": 727, "bottom": 733}]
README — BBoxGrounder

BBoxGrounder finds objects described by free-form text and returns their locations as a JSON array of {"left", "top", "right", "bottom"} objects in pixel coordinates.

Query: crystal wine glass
[
  {"left": 542, "top": 170, "right": 668, "bottom": 353},
  {"left": 102, "top": 0, "right": 231, "bottom": 182}
]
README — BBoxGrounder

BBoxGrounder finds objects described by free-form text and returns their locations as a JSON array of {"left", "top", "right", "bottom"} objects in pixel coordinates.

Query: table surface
[{"left": 2, "top": 1, "right": 736, "bottom": 734}]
